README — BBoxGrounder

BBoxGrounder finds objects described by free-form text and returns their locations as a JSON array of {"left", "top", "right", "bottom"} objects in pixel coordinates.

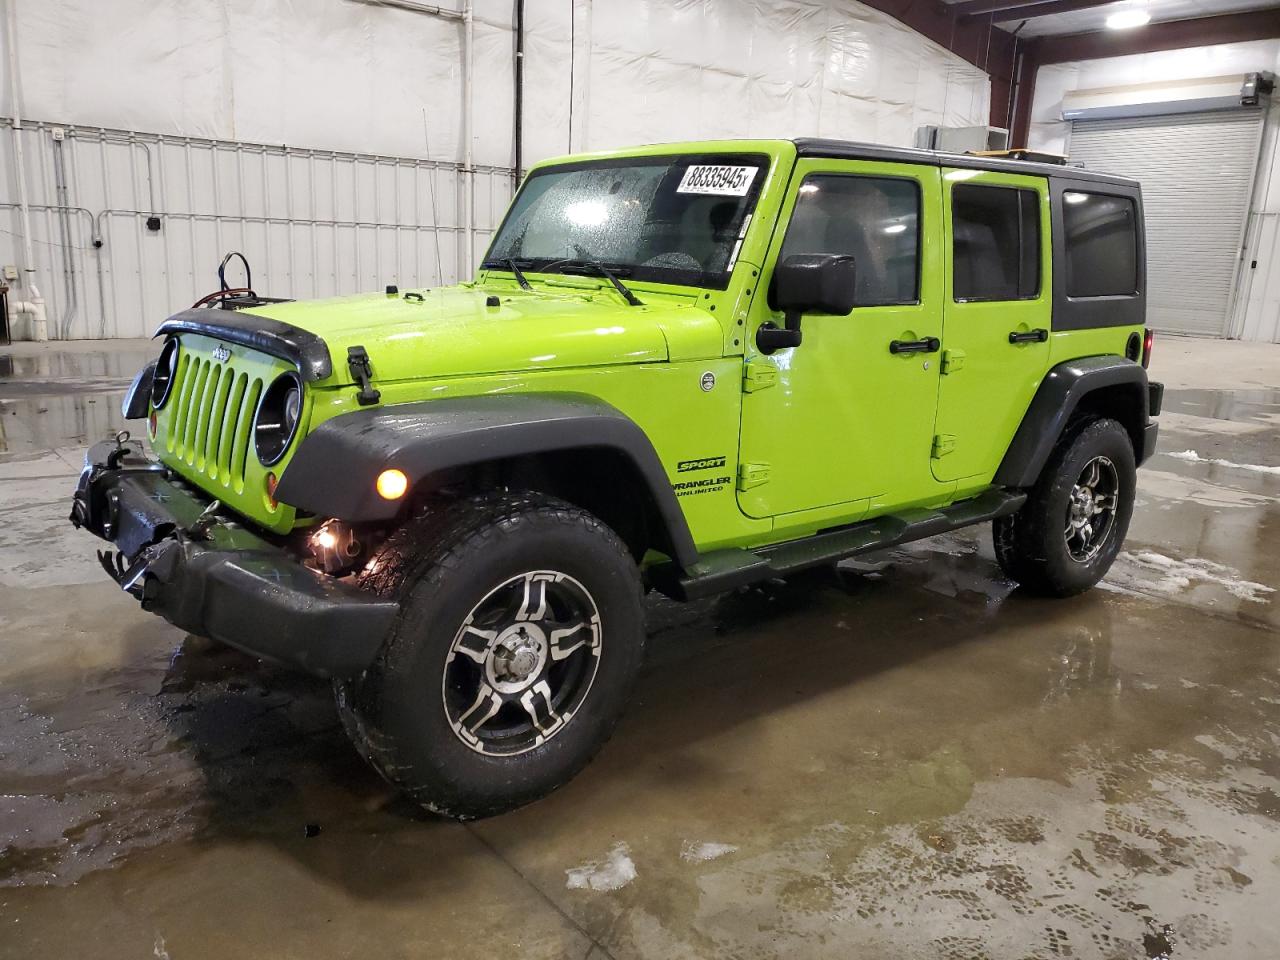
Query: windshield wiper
[
  {"left": 551, "top": 259, "right": 643, "bottom": 307},
  {"left": 504, "top": 258, "right": 533, "bottom": 291},
  {"left": 481, "top": 257, "right": 534, "bottom": 291}
]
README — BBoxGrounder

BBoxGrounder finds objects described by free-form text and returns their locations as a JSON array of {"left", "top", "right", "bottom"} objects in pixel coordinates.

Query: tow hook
[
  {"left": 346, "top": 345, "right": 381, "bottom": 406},
  {"left": 188, "top": 500, "right": 222, "bottom": 540},
  {"left": 99, "top": 541, "right": 176, "bottom": 603},
  {"left": 106, "top": 430, "right": 134, "bottom": 469},
  {"left": 97, "top": 548, "right": 127, "bottom": 584}
]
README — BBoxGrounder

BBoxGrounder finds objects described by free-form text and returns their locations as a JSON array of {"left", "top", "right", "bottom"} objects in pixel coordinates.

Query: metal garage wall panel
[
  {"left": 0, "top": 120, "right": 514, "bottom": 340},
  {"left": 1067, "top": 110, "right": 1265, "bottom": 338}
]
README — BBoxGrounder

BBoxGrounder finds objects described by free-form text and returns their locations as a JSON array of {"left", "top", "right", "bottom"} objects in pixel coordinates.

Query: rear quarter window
[{"left": 1062, "top": 191, "right": 1139, "bottom": 298}]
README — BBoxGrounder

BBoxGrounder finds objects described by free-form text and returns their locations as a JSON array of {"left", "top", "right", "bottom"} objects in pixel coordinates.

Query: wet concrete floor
[{"left": 1, "top": 336, "right": 1278, "bottom": 959}]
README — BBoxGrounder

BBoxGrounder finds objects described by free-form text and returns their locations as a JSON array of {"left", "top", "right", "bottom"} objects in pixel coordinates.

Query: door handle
[
  {"left": 1008, "top": 328, "right": 1049, "bottom": 344},
  {"left": 889, "top": 336, "right": 940, "bottom": 355}
]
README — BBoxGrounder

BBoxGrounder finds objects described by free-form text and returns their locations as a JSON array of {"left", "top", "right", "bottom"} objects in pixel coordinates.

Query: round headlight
[
  {"left": 254, "top": 372, "right": 304, "bottom": 466},
  {"left": 151, "top": 337, "right": 180, "bottom": 409}
]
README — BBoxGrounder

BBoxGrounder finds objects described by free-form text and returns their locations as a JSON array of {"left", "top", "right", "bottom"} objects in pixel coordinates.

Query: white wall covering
[
  {"left": 1026, "top": 40, "right": 1280, "bottom": 343},
  {"left": 521, "top": 0, "right": 990, "bottom": 159},
  {"left": 0, "top": 0, "right": 990, "bottom": 339}
]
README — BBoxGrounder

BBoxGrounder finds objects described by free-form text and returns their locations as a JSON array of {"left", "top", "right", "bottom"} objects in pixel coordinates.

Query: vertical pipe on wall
[
  {"left": 513, "top": 0, "right": 525, "bottom": 182},
  {"left": 1009, "top": 41, "right": 1040, "bottom": 149},
  {"left": 50, "top": 134, "right": 78, "bottom": 339},
  {"left": 578, "top": 0, "right": 591, "bottom": 151},
  {"left": 4, "top": 0, "right": 47, "bottom": 340},
  {"left": 1002, "top": 21, "right": 1026, "bottom": 135},
  {"left": 462, "top": 0, "right": 475, "bottom": 278},
  {"left": 1007, "top": 48, "right": 1024, "bottom": 137}
]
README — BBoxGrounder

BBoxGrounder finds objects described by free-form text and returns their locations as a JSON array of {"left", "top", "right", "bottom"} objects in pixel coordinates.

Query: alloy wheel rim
[
  {"left": 1064, "top": 455, "right": 1119, "bottom": 563},
  {"left": 443, "top": 570, "right": 602, "bottom": 757}
]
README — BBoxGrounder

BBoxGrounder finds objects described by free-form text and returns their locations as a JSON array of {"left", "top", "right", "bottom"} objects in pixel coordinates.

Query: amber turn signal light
[{"left": 376, "top": 468, "right": 408, "bottom": 500}]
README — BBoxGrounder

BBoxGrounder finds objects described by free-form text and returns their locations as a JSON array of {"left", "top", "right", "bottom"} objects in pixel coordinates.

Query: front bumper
[{"left": 70, "top": 438, "right": 397, "bottom": 678}]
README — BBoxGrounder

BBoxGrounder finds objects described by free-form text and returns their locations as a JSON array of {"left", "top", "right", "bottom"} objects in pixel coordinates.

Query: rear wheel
[
  {"left": 336, "top": 492, "right": 645, "bottom": 819},
  {"left": 993, "top": 417, "right": 1135, "bottom": 597}
]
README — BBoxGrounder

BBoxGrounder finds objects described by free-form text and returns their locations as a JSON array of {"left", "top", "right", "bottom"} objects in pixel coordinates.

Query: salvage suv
[{"left": 72, "top": 139, "right": 1162, "bottom": 818}]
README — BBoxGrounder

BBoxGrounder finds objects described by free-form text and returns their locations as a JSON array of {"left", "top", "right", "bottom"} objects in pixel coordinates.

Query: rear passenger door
[{"left": 932, "top": 170, "right": 1052, "bottom": 485}]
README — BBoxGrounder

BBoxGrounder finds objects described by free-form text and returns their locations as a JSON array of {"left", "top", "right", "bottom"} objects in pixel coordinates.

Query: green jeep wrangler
[{"left": 72, "top": 139, "right": 1161, "bottom": 818}]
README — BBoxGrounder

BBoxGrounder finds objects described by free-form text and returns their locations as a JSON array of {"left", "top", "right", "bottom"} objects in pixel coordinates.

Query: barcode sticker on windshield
[{"left": 676, "top": 165, "right": 758, "bottom": 197}]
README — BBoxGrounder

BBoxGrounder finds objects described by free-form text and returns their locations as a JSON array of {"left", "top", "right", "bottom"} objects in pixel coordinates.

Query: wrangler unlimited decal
[{"left": 673, "top": 475, "right": 732, "bottom": 497}]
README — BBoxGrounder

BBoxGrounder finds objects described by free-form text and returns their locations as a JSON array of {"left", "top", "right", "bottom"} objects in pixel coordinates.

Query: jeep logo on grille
[{"left": 211, "top": 345, "right": 231, "bottom": 362}]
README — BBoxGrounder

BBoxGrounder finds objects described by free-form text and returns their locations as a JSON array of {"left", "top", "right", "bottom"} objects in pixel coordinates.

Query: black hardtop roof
[{"left": 793, "top": 137, "right": 1140, "bottom": 189}]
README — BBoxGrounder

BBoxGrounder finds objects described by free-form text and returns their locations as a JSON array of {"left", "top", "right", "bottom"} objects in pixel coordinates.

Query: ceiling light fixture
[{"left": 1106, "top": 8, "right": 1151, "bottom": 30}]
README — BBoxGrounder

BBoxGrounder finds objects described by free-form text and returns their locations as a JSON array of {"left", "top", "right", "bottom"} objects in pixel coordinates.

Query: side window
[
  {"left": 952, "top": 185, "right": 1040, "bottom": 302},
  {"left": 779, "top": 174, "right": 920, "bottom": 307},
  {"left": 1062, "top": 191, "right": 1139, "bottom": 298}
]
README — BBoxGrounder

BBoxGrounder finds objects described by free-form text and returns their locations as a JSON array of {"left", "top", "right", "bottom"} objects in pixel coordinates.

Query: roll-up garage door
[{"left": 1069, "top": 110, "right": 1265, "bottom": 337}]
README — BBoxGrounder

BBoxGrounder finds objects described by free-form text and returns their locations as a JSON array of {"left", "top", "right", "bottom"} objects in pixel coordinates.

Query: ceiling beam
[
  {"left": 1034, "top": 7, "right": 1280, "bottom": 64},
  {"left": 950, "top": 0, "right": 1074, "bottom": 15},
  {"left": 989, "top": 0, "right": 1123, "bottom": 23}
]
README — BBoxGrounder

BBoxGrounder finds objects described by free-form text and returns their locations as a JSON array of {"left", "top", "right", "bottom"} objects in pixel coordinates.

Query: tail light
[{"left": 1141, "top": 328, "right": 1154, "bottom": 369}]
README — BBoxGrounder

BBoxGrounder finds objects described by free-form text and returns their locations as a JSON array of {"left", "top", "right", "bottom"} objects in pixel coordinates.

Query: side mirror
[{"left": 758, "top": 254, "right": 858, "bottom": 354}]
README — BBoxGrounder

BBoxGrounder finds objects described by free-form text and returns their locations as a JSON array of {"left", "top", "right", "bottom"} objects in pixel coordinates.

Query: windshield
[{"left": 484, "top": 153, "right": 770, "bottom": 290}]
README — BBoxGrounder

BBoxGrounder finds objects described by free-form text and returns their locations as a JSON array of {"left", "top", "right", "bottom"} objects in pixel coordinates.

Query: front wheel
[
  {"left": 336, "top": 493, "right": 645, "bottom": 819},
  {"left": 993, "top": 417, "right": 1136, "bottom": 597}
]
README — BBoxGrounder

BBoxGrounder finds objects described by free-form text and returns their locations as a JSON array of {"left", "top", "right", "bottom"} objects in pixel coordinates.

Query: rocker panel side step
[{"left": 654, "top": 488, "right": 1027, "bottom": 601}]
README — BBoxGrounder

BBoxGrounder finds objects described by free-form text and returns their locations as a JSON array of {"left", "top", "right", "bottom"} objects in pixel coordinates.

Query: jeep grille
[{"left": 163, "top": 349, "right": 264, "bottom": 494}]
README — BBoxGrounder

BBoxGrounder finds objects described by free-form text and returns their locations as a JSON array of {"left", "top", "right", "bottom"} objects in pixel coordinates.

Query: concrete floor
[{"left": 1, "top": 336, "right": 1279, "bottom": 959}]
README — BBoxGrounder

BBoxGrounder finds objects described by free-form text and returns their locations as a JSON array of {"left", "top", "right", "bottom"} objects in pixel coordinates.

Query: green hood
[{"left": 241, "top": 282, "right": 725, "bottom": 386}]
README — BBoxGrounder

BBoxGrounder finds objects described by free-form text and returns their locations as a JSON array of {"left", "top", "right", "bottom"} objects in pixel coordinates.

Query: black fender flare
[
  {"left": 121, "top": 360, "right": 157, "bottom": 420},
  {"left": 276, "top": 392, "right": 699, "bottom": 568},
  {"left": 995, "top": 355, "right": 1153, "bottom": 489}
]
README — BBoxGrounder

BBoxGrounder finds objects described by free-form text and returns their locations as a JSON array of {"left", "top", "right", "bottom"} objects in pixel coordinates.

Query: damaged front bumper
[{"left": 69, "top": 437, "right": 397, "bottom": 678}]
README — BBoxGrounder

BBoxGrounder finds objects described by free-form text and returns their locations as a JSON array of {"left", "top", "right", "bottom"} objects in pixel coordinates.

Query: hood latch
[{"left": 346, "top": 345, "right": 382, "bottom": 406}]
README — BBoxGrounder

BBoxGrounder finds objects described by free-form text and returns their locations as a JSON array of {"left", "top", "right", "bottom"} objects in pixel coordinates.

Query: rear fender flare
[{"left": 995, "top": 355, "right": 1151, "bottom": 488}]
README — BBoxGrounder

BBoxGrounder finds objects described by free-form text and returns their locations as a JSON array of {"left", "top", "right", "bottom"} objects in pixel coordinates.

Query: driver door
[{"left": 737, "top": 159, "right": 954, "bottom": 528}]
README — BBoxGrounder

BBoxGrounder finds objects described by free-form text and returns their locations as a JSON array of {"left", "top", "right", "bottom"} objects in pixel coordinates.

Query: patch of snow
[
  {"left": 1165, "top": 449, "right": 1280, "bottom": 476},
  {"left": 1108, "top": 551, "right": 1275, "bottom": 604},
  {"left": 680, "top": 840, "right": 739, "bottom": 863},
  {"left": 566, "top": 842, "right": 636, "bottom": 892}
]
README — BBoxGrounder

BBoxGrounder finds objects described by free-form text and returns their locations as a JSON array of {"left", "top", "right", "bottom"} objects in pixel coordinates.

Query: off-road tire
[
  {"left": 335, "top": 492, "right": 645, "bottom": 819},
  {"left": 993, "top": 417, "right": 1136, "bottom": 597}
]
